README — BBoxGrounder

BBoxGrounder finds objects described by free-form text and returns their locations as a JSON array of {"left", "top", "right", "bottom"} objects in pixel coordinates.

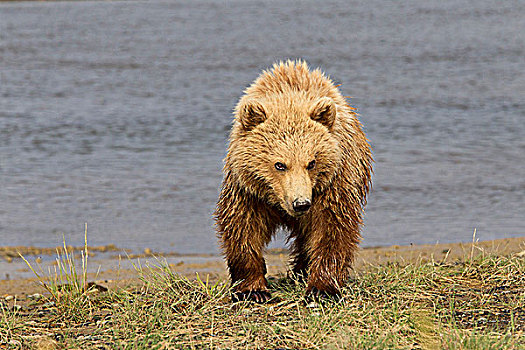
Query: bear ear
[
  {"left": 309, "top": 97, "right": 336, "bottom": 129},
  {"left": 238, "top": 99, "right": 268, "bottom": 131}
]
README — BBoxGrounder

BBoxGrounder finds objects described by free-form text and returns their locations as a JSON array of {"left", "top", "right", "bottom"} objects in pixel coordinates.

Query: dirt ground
[{"left": 1, "top": 236, "right": 524, "bottom": 299}]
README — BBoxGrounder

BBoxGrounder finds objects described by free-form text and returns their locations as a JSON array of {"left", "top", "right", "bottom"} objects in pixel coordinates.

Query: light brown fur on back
[{"left": 216, "top": 60, "right": 373, "bottom": 301}]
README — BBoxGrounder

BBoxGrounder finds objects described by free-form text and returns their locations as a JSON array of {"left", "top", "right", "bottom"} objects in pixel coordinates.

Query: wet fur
[{"left": 215, "top": 60, "right": 373, "bottom": 301}]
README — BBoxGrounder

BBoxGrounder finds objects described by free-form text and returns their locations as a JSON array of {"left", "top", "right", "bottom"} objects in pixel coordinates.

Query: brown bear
[{"left": 215, "top": 60, "right": 373, "bottom": 302}]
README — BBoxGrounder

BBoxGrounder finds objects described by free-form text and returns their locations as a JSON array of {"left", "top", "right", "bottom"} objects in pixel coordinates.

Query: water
[{"left": 1, "top": 0, "right": 524, "bottom": 255}]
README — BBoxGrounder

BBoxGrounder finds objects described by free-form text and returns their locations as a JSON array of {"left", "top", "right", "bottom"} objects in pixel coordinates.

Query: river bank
[
  {"left": 1, "top": 236, "right": 524, "bottom": 349},
  {"left": 2, "top": 236, "right": 523, "bottom": 296}
]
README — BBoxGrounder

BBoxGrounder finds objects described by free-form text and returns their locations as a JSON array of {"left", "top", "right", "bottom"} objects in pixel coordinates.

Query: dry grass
[{"left": 1, "top": 239, "right": 524, "bottom": 349}]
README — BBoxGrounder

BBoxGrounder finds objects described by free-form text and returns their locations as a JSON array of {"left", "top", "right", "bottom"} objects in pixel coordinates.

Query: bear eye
[
  {"left": 306, "top": 160, "right": 316, "bottom": 170},
  {"left": 274, "top": 162, "right": 287, "bottom": 171}
]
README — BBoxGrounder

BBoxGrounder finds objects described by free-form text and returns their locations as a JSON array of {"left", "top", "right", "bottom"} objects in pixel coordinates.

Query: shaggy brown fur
[{"left": 215, "top": 60, "right": 373, "bottom": 302}]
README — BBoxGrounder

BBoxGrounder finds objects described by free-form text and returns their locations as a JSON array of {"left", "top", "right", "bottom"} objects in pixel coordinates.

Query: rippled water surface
[{"left": 1, "top": 0, "right": 524, "bottom": 254}]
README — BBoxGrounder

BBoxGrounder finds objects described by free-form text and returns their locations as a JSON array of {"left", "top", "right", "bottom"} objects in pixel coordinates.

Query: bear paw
[
  {"left": 232, "top": 290, "right": 272, "bottom": 303},
  {"left": 306, "top": 286, "right": 341, "bottom": 302}
]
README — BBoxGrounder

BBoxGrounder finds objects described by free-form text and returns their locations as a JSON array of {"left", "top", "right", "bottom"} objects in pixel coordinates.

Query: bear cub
[{"left": 215, "top": 60, "right": 373, "bottom": 302}]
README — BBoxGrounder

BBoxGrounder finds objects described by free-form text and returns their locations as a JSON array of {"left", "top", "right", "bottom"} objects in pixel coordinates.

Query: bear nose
[{"left": 292, "top": 198, "right": 312, "bottom": 213}]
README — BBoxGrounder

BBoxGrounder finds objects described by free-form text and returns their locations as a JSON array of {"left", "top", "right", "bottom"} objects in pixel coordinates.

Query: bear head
[{"left": 228, "top": 94, "right": 342, "bottom": 217}]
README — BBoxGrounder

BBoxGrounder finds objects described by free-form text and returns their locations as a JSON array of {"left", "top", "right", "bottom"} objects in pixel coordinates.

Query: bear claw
[
  {"left": 306, "top": 286, "right": 340, "bottom": 302},
  {"left": 232, "top": 290, "right": 272, "bottom": 303}
]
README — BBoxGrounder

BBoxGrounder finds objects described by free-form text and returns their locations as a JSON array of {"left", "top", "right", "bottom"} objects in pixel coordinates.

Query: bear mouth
[
  {"left": 280, "top": 199, "right": 313, "bottom": 218},
  {"left": 286, "top": 207, "right": 310, "bottom": 218}
]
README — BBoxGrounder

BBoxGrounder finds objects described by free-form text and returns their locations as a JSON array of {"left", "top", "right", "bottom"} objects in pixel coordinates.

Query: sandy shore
[{"left": 1, "top": 236, "right": 524, "bottom": 297}]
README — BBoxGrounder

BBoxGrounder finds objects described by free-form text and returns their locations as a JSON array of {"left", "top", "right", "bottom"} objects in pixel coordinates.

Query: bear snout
[{"left": 292, "top": 198, "right": 312, "bottom": 213}]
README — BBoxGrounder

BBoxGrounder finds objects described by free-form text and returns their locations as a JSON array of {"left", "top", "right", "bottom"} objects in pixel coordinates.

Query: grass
[
  {"left": 1, "top": 238, "right": 524, "bottom": 349},
  {"left": 17, "top": 224, "right": 101, "bottom": 324}
]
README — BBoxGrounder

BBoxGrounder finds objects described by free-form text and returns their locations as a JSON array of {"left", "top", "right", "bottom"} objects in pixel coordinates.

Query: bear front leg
[
  {"left": 305, "top": 210, "right": 360, "bottom": 299},
  {"left": 215, "top": 183, "right": 276, "bottom": 303},
  {"left": 227, "top": 248, "right": 270, "bottom": 303}
]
